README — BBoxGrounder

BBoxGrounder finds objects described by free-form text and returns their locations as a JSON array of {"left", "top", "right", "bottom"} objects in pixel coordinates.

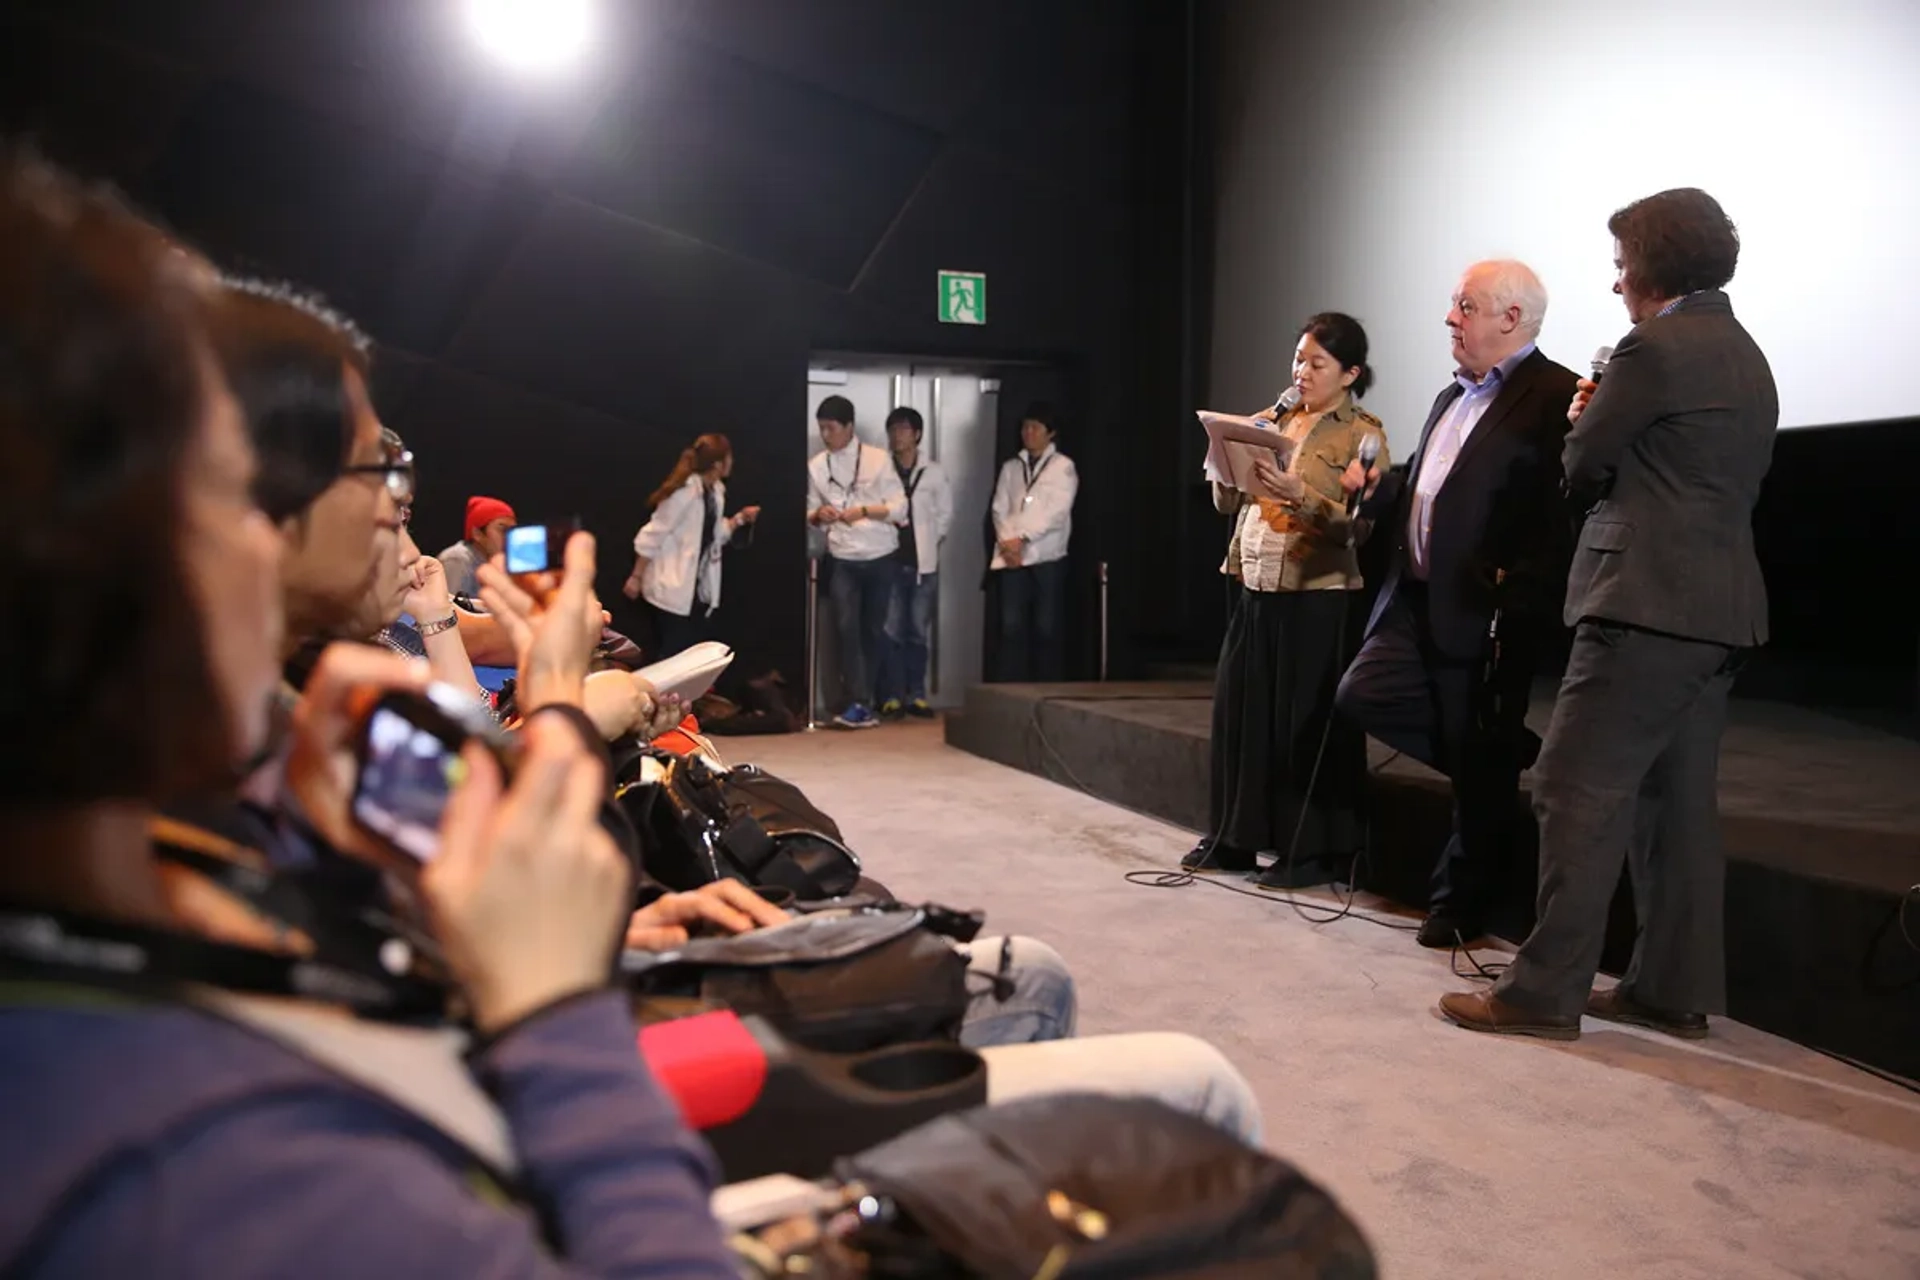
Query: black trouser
[
  {"left": 1496, "top": 620, "right": 1741, "bottom": 1019},
  {"left": 1334, "top": 582, "right": 1535, "bottom": 916},
  {"left": 649, "top": 600, "right": 713, "bottom": 661},
  {"left": 1210, "top": 587, "right": 1364, "bottom": 861},
  {"left": 996, "top": 558, "right": 1068, "bottom": 683}
]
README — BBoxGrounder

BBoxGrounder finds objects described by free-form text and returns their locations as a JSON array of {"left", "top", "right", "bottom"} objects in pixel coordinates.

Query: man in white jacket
[
  {"left": 880, "top": 406, "right": 953, "bottom": 719},
  {"left": 807, "top": 396, "right": 907, "bottom": 729},
  {"left": 989, "top": 403, "right": 1078, "bottom": 682}
]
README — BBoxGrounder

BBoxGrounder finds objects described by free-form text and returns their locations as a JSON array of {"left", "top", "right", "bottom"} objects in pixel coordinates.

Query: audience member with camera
[{"left": 0, "top": 151, "right": 738, "bottom": 1276}]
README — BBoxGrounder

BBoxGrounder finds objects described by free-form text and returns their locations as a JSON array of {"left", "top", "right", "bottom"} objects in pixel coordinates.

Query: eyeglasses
[{"left": 342, "top": 447, "right": 416, "bottom": 506}]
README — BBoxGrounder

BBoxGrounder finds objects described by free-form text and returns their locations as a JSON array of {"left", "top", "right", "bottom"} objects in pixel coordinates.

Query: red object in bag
[
  {"left": 651, "top": 714, "right": 706, "bottom": 759},
  {"left": 637, "top": 1010, "right": 769, "bottom": 1129}
]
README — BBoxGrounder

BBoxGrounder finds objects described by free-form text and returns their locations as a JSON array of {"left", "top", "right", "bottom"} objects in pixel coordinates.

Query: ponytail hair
[{"left": 649, "top": 432, "right": 732, "bottom": 509}]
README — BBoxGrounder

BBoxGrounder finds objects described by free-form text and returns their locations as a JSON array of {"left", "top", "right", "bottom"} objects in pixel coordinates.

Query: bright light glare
[{"left": 465, "top": 0, "right": 593, "bottom": 74}]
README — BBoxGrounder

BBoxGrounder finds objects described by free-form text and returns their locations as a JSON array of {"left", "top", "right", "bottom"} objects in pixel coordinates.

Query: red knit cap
[{"left": 464, "top": 495, "right": 515, "bottom": 540}]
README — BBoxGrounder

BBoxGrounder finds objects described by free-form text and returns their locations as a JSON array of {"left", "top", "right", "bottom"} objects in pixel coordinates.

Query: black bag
[
  {"left": 615, "top": 750, "right": 865, "bottom": 900},
  {"left": 625, "top": 904, "right": 983, "bottom": 1053},
  {"left": 831, "top": 1093, "right": 1377, "bottom": 1279}
]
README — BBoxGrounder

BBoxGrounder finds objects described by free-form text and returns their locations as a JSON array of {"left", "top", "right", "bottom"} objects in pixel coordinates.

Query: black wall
[{"left": 1, "top": 0, "right": 1203, "bottom": 685}]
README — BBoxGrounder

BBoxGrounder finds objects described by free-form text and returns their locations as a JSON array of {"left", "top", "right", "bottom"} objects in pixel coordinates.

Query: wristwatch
[{"left": 418, "top": 613, "right": 459, "bottom": 637}]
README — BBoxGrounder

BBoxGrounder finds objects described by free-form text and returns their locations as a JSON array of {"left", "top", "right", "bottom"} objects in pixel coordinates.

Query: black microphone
[{"left": 1346, "top": 432, "right": 1382, "bottom": 517}]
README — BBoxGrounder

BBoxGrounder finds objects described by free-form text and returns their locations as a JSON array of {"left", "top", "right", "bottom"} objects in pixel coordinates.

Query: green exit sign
[{"left": 937, "top": 270, "right": 986, "bottom": 325}]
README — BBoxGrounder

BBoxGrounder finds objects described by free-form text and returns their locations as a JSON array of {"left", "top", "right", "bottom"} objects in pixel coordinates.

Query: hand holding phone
[
  {"left": 477, "top": 527, "right": 602, "bottom": 713},
  {"left": 503, "top": 519, "right": 580, "bottom": 606}
]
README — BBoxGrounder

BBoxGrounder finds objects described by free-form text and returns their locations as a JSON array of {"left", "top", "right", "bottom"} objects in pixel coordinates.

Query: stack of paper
[
  {"left": 637, "top": 640, "right": 733, "bottom": 704},
  {"left": 1198, "top": 411, "right": 1296, "bottom": 492}
]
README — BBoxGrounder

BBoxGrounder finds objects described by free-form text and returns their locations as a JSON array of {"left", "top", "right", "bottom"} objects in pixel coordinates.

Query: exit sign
[{"left": 938, "top": 270, "right": 986, "bottom": 325}]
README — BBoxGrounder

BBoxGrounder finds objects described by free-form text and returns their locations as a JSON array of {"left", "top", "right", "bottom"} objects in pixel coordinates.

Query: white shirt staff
[{"left": 990, "top": 438, "right": 1077, "bottom": 571}]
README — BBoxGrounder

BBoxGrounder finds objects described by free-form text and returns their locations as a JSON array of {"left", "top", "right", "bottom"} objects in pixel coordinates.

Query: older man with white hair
[{"left": 1337, "top": 259, "right": 1580, "bottom": 948}]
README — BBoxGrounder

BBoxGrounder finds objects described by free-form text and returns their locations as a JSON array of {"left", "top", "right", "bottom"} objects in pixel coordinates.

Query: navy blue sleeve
[{"left": 33, "top": 994, "right": 737, "bottom": 1279}]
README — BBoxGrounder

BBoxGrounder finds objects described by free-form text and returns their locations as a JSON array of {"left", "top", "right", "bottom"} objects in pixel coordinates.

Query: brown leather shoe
[
  {"left": 1585, "top": 986, "right": 1709, "bottom": 1040},
  {"left": 1438, "top": 990, "right": 1581, "bottom": 1040}
]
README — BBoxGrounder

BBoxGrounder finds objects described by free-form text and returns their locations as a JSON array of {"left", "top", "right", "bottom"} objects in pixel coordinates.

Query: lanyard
[
  {"left": 1021, "top": 451, "right": 1053, "bottom": 489},
  {"left": 0, "top": 835, "right": 452, "bottom": 1018},
  {"left": 825, "top": 446, "right": 863, "bottom": 503}
]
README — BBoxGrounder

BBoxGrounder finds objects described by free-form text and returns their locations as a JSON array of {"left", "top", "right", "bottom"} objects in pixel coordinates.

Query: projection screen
[{"left": 1207, "top": 0, "right": 1920, "bottom": 452}]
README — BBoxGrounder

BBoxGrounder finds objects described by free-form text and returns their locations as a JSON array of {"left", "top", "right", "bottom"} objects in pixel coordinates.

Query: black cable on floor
[{"left": 1119, "top": 861, "right": 1422, "bottom": 934}]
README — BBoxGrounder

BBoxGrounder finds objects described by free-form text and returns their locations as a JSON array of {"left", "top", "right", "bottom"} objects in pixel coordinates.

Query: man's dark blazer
[
  {"left": 1361, "top": 346, "right": 1581, "bottom": 660},
  {"left": 1561, "top": 290, "right": 1777, "bottom": 647}
]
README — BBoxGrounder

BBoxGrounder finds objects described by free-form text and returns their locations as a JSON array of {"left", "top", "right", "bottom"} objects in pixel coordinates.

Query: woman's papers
[{"left": 1198, "top": 411, "right": 1297, "bottom": 493}]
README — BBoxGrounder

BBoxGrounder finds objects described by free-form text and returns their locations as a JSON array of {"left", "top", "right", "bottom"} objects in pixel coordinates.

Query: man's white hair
[{"left": 1475, "top": 259, "right": 1548, "bottom": 337}]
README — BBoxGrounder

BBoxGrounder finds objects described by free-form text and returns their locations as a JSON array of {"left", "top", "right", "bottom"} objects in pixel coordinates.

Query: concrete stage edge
[{"left": 947, "top": 681, "right": 1920, "bottom": 1082}]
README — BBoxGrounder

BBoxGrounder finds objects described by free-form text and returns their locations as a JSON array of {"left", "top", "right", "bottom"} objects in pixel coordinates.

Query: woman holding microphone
[
  {"left": 623, "top": 432, "right": 759, "bottom": 658},
  {"left": 1185, "top": 313, "right": 1389, "bottom": 891}
]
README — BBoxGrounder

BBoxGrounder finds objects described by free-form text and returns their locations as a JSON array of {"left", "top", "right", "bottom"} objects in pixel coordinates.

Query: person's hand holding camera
[
  {"left": 423, "top": 715, "right": 631, "bottom": 1035},
  {"left": 286, "top": 643, "right": 434, "bottom": 860},
  {"left": 478, "top": 530, "right": 601, "bottom": 713},
  {"left": 625, "top": 880, "right": 791, "bottom": 952}
]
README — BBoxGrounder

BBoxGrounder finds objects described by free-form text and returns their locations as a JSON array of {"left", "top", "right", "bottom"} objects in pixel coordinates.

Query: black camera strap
[{"left": 0, "top": 900, "right": 449, "bottom": 1019}]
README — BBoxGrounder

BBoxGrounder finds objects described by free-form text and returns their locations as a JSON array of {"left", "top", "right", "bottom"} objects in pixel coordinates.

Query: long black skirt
[{"left": 1209, "top": 586, "right": 1366, "bottom": 862}]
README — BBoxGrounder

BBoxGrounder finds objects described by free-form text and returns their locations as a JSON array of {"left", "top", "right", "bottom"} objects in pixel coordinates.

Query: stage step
[{"left": 948, "top": 681, "right": 1920, "bottom": 1083}]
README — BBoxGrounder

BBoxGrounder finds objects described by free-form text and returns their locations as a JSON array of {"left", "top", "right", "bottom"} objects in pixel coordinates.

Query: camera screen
[
  {"left": 504, "top": 524, "right": 550, "bottom": 574},
  {"left": 352, "top": 705, "right": 468, "bottom": 861}
]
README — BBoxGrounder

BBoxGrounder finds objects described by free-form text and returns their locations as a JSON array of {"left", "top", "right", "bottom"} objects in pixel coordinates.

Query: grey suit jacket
[{"left": 1562, "top": 290, "right": 1778, "bottom": 646}]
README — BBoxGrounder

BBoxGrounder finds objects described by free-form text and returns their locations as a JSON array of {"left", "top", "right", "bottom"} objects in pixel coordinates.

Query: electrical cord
[
  {"left": 1862, "top": 883, "right": 1920, "bottom": 995},
  {"left": 1022, "top": 692, "right": 1415, "bottom": 932}
]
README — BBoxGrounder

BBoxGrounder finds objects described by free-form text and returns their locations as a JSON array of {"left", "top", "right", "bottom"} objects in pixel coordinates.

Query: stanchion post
[
  {"left": 1098, "top": 560, "right": 1110, "bottom": 683},
  {"left": 804, "top": 557, "right": 821, "bottom": 732}
]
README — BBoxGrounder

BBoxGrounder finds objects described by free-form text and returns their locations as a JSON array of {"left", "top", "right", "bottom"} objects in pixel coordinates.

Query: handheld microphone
[
  {"left": 1590, "top": 345, "right": 1614, "bottom": 382},
  {"left": 1271, "top": 386, "right": 1303, "bottom": 417},
  {"left": 1346, "top": 433, "right": 1382, "bottom": 517}
]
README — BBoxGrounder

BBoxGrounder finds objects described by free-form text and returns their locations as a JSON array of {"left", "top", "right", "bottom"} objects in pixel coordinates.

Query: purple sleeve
[{"left": 34, "top": 994, "right": 737, "bottom": 1279}]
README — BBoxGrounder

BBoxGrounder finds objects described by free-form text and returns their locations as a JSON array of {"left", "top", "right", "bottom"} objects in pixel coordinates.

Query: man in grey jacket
[{"left": 1441, "top": 188, "right": 1778, "bottom": 1041}]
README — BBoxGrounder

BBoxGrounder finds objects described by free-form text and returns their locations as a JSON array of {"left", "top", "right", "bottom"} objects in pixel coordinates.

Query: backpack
[
  {"left": 625, "top": 903, "right": 986, "bottom": 1054},
  {"left": 827, "top": 1093, "right": 1377, "bottom": 1278},
  {"left": 614, "top": 749, "right": 865, "bottom": 900}
]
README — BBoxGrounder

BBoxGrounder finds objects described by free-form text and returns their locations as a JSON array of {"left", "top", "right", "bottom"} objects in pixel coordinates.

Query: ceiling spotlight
[{"left": 465, "top": 0, "right": 594, "bottom": 74}]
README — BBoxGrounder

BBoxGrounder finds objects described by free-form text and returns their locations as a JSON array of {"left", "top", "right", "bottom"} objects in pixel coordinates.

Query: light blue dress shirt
[{"left": 1406, "top": 343, "right": 1535, "bottom": 580}]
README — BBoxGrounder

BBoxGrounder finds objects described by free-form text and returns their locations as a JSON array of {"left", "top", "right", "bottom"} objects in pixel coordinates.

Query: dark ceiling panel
[
  {"left": 562, "top": 33, "right": 940, "bottom": 288},
  {"left": 846, "top": 146, "right": 1128, "bottom": 352},
  {"left": 198, "top": 0, "right": 626, "bottom": 187},
  {"left": 953, "top": 1, "right": 1138, "bottom": 200},
  {"left": 668, "top": 0, "right": 1020, "bottom": 135},
  {"left": 443, "top": 196, "right": 821, "bottom": 426},
  {"left": 0, "top": 15, "right": 204, "bottom": 183},
  {"left": 139, "top": 81, "right": 545, "bottom": 354},
  {"left": 10, "top": 0, "right": 266, "bottom": 68}
]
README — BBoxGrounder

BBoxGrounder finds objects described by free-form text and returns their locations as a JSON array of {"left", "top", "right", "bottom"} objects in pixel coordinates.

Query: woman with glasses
[{"left": 206, "top": 280, "right": 412, "bottom": 660}]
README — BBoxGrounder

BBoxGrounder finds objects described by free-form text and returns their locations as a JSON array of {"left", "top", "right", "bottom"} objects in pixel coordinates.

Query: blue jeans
[
  {"left": 956, "top": 936, "right": 1263, "bottom": 1146},
  {"left": 826, "top": 555, "right": 898, "bottom": 709},
  {"left": 996, "top": 557, "right": 1068, "bottom": 682},
  {"left": 958, "top": 935, "right": 1077, "bottom": 1047},
  {"left": 884, "top": 568, "right": 938, "bottom": 703}
]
